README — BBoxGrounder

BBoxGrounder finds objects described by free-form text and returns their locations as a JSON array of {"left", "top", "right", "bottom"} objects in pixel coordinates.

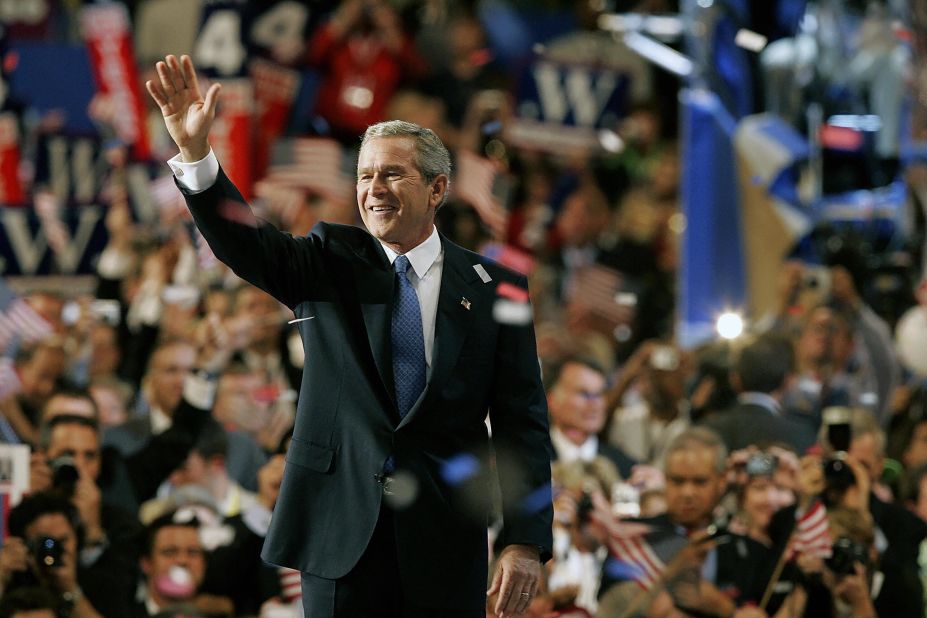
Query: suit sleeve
[
  {"left": 487, "top": 275, "right": 554, "bottom": 561},
  {"left": 179, "top": 167, "right": 325, "bottom": 310}
]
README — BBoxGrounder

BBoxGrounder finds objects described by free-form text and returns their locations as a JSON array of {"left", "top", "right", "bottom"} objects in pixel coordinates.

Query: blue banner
[{"left": 678, "top": 89, "right": 746, "bottom": 348}]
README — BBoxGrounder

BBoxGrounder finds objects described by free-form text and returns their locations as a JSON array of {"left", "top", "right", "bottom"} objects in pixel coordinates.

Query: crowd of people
[{"left": 2, "top": 0, "right": 927, "bottom": 616}]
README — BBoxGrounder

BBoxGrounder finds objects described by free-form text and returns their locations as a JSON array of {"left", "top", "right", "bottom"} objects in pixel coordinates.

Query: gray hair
[
  {"left": 361, "top": 120, "right": 452, "bottom": 208},
  {"left": 665, "top": 427, "right": 729, "bottom": 474}
]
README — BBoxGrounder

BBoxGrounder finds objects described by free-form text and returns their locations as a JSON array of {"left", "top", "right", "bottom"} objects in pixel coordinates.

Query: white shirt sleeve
[{"left": 167, "top": 149, "right": 220, "bottom": 193}]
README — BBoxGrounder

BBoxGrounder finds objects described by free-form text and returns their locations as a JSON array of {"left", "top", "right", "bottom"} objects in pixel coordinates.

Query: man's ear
[{"left": 430, "top": 174, "right": 449, "bottom": 208}]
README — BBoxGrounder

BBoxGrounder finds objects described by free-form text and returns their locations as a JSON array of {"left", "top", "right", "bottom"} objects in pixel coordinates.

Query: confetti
[
  {"left": 496, "top": 282, "right": 529, "bottom": 303},
  {"left": 520, "top": 484, "right": 553, "bottom": 515},
  {"left": 441, "top": 454, "right": 481, "bottom": 486},
  {"left": 383, "top": 471, "right": 419, "bottom": 510},
  {"left": 492, "top": 299, "right": 532, "bottom": 326}
]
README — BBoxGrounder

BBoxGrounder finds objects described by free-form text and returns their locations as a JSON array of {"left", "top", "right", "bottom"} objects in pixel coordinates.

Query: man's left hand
[{"left": 487, "top": 544, "right": 540, "bottom": 617}]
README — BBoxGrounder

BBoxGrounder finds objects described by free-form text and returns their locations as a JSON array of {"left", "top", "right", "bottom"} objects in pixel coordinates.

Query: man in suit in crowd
[
  {"left": 147, "top": 54, "right": 553, "bottom": 617},
  {"left": 702, "top": 333, "right": 816, "bottom": 454},
  {"left": 546, "top": 356, "right": 636, "bottom": 478}
]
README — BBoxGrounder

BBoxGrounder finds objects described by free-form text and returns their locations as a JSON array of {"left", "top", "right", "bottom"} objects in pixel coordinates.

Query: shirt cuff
[{"left": 167, "top": 149, "right": 219, "bottom": 193}]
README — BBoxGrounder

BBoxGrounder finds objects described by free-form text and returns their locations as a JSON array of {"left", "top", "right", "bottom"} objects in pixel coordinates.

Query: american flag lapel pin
[{"left": 461, "top": 297, "right": 471, "bottom": 310}]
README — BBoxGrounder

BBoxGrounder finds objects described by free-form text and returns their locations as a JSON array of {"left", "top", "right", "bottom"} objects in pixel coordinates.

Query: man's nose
[{"left": 369, "top": 173, "right": 388, "bottom": 194}]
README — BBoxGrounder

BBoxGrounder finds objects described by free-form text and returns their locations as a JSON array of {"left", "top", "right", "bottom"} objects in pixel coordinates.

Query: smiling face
[{"left": 356, "top": 136, "right": 447, "bottom": 254}]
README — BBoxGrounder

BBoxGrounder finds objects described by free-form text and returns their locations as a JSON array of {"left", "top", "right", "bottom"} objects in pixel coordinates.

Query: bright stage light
[{"left": 716, "top": 312, "right": 744, "bottom": 340}]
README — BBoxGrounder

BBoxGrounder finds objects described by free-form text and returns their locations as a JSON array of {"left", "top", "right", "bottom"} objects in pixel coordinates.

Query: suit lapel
[
  {"left": 349, "top": 240, "right": 396, "bottom": 408},
  {"left": 398, "top": 238, "right": 479, "bottom": 429}
]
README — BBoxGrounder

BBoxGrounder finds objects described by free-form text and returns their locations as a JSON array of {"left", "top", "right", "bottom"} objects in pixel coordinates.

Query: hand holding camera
[{"left": 0, "top": 537, "right": 29, "bottom": 595}]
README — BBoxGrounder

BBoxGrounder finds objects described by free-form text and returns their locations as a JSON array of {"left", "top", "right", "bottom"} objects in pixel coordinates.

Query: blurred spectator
[
  {"left": 141, "top": 424, "right": 257, "bottom": 522},
  {"left": 598, "top": 427, "right": 772, "bottom": 614},
  {"left": 132, "top": 510, "right": 232, "bottom": 617},
  {"left": 42, "top": 382, "right": 214, "bottom": 514},
  {"left": 86, "top": 322, "right": 123, "bottom": 386},
  {"left": 686, "top": 341, "right": 737, "bottom": 424},
  {"left": 31, "top": 413, "right": 141, "bottom": 616},
  {"left": 209, "top": 368, "right": 275, "bottom": 491},
  {"left": 547, "top": 357, "right": 635, "bottom": 478},
  {"left": 305, "top": 0, "right": 427, "bottom": 143},
  {"left": 88, "top": 376, "right": 132, "bottom": 429},
  {"left": 1, "top": 492, "right": 105, "bottom": 617},
  {"left": 227, "top": 286, "right": 301, "bottom": 395},
  {"left": 548, "top": 457, "right": 620, "bottom": 612},
  {"left": 763, "top": 260, "right": 901, "bottom": 425},
  {"left": 0, "top": 586, "right": 62, "bottom": 618},
  {"left": 816, "top": 406, "right": 927, "bottom": 617},
  {"left": 420, "top": 11, "right": 510, "bottom": 129},
  {"left": 726, "top": 446, "right": 799, "bottom": 547},
  {"left": 208, "top": 454, "right": 291, "bottom": 616},
  {"left": 606, "top": 340, "right": 689, "bottom": 467},
  {"left": 12, "top": 341, "right": 68, "bottom": 441},
  {"left": 794, "top": 506, "right": 881, "bottom": 618},
  {"left": 702, "top": 333, "right": 817, "bottom": 453},
  {"left": 105, "top": 335, "right": 217, "bottom": 457}
]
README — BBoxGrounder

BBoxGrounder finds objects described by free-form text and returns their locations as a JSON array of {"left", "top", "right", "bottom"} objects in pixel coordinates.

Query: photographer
[
  {"left": 727, "top": 446, "right": 799, "bottom": 547},
  {"left": 818, "top": 407, "right": 927, "bottom": 617},
  {"left": 0, "top": 492, "right": 103, "bottom": 617},
  {"left": 598, "top": 428, "right": 772, "bottom": 615},
  {"left": 30, "top": 412, "right": 141, "bottom": 617},
  {"left": 762, "top": 258, "right": 900, "bottom": 425},
  {"left": 548, "top": 457, "right": 622, "bottom": 612},
  {"left": 793, "top": 506, "right": 880, "bottom": 618}
]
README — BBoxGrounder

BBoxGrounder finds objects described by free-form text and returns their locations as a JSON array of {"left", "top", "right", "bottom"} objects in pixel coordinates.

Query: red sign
[
  {"left": 210, "top": 79, "right": 254, "bottom": 199},
  {"left": 81, "top": 4, "right": 151, "bottom": 161},
  {"left": 0, "top": 113, "right": 24, "bottom": 205},
  {"left": 251, "top": 58, "right": 299, "bottom": 179}
]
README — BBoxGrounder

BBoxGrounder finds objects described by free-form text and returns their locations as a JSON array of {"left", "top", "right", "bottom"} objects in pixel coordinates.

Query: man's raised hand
[{"left": 145, "top": 54, "right": 220, "bottom": 162}]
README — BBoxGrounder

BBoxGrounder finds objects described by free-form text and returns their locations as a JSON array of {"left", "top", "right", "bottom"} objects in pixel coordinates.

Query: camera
[
  {"left": 822, "top": 407, "right": 855, "bottom": 506},
  {"left": 802, "top": 265, "right": 832, "bottom": 296},
  {"left": 576, "top": 492, "right": 595, "bottom": 525},
  {"left": 611, "top": 482, "right": 641, "bottom": 518},
  {"left": 27, "top": 536, "right": 64, "bottom": 568},
  {"left": 826, "top": 536, "right": 869, "bottom": 576},
  {"left": 49, "top": 455, "right": 79, "bottom": 495},
  {"left": 745, "top": 453, "right": 778, "bottom": 478}
]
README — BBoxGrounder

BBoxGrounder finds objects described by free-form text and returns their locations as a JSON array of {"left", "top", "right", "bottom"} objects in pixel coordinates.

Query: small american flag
[
  {"left": 566, "top": 264, "right": 636, "bottom": 327},
  {"left": 0, "top": 280, "right": 54, "bottom": 354},
  {"left": 790, "top": 500, "right": 833, "bottom": 558},
  {"left": 603, "top": 522, "right": 686, "bottom": 591},
  {"left": 150, "top": 173, "right": 189, "bottom": 220},
  {"left": 455, "top": 150, "right": 508, "bottom": 238},
  {"left": 261, "top": 138, "right": 353, "bottom": 207},
  {"left": 0, "top": 357, "right": 21, "bottom": 401}
]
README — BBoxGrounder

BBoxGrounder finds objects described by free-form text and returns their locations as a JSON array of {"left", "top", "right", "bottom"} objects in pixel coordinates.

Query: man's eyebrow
[{"left": 357, "top": 164, "right": 409, "bottom": 174}]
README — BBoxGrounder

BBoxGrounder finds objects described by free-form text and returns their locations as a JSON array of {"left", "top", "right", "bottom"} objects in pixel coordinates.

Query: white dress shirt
[
  {"left": 168, "top": 149, "right": 444, "bottom": 374},
  {"left": 550, "top": 426, "right": 598, "bottom": 462}
]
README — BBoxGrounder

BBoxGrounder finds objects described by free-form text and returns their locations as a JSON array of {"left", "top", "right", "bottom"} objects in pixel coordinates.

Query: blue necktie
[{"left": 391, "top": 255, "right": 426, "bottom": 418}]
